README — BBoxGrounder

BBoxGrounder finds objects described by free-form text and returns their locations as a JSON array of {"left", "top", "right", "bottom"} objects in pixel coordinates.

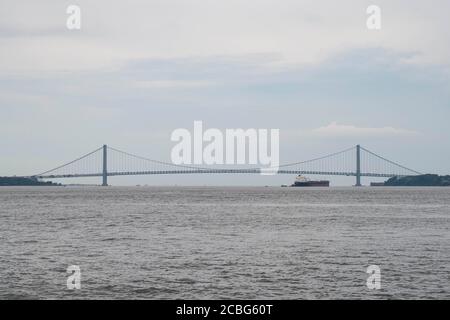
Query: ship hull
[{"left": 291, "top": 181, "right": 330, "bottom": 187}]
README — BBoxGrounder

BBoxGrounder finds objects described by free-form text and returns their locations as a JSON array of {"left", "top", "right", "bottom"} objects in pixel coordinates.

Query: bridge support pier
[
  {"left": 356, "top": 144, "right": 362, "bottom": 186},
  {"left": 102, "top": 144, "right": 108, "bottom": 186}
]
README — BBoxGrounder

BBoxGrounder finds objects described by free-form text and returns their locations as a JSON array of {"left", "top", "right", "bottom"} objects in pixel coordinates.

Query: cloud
[
  {"left": 1, "top": 0, "right": 450, "bottom": 74},
  {"left": 311, "top": 122, "right": 420, "bottom": 137},
  {"left": 135, "top": 80, "right": 215, "bottom": 89}
]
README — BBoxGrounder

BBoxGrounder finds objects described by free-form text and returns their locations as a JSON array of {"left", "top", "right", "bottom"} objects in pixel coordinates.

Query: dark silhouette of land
[
  {"left": 0, "top": 177, "right": 60, "bottom": 186},
  {"left": 384, "top": 174, "right": 450, "bottom": 187}
]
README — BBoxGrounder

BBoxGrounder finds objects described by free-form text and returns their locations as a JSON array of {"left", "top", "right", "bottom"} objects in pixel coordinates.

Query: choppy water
[{"left": 0, "top": 186, "right": 449, "bottom": 300}]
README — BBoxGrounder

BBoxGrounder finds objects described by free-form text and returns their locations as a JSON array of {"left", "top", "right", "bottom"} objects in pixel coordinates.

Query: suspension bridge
[{"left": 28, "top": 145, "right": 422, "bottom": 186}]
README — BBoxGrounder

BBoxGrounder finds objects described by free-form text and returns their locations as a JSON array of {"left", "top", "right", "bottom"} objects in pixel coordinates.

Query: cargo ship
[{"left": 291, "top": 175, "right": 330, "bottom": 187}]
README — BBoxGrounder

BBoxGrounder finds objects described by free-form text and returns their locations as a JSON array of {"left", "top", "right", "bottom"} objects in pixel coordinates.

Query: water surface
[{"left": 0, "top": 186, "right": 449, "bottom": 299}]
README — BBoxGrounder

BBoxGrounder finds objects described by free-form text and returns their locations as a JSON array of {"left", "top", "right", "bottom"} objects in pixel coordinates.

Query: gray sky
[{"left": 1, "top": 0, "right": 449, "bottom": 186}]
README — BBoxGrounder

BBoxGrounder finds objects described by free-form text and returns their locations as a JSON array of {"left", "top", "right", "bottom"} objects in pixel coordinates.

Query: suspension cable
[
  {"left": 107, "top": 146, "right": 213, "bottom": 171},
  {"left": 276, "top": 146, "right": 356, "bottom": 169},
  {"left": 360, "top": 146, "right": 422, "bottom": 175},
  {"left": 35, "top": 146, "right": 104, "bottom": 176}
]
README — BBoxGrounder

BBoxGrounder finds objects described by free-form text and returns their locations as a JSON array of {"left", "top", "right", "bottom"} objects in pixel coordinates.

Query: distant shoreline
[
  {"left": 0, "top": 177, "right": 61, "bottom": 186},
  {"left": 2, "top": 174, "right": 450, "bottom": 187},
  {"left": 383, "top": 174, "right": 450, "bottom": 187}
]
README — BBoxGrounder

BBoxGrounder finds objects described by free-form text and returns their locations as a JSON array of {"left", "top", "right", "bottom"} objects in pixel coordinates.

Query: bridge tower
[
  {"left": 102, "top": 144, "right": 108, "bottom": 186},
  {"left": 356, "top": 144, "right": 362, "bottom": 186}
]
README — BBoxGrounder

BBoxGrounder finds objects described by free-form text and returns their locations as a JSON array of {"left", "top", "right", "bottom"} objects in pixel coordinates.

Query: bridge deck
[{"left": 33, "top": 170, "right": 399, "bottom": 179}]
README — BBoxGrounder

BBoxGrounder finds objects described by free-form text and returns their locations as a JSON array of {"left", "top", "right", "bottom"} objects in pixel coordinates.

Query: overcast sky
[{"left": 1, "top": 0, "right": 449, "bottom": 186}]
